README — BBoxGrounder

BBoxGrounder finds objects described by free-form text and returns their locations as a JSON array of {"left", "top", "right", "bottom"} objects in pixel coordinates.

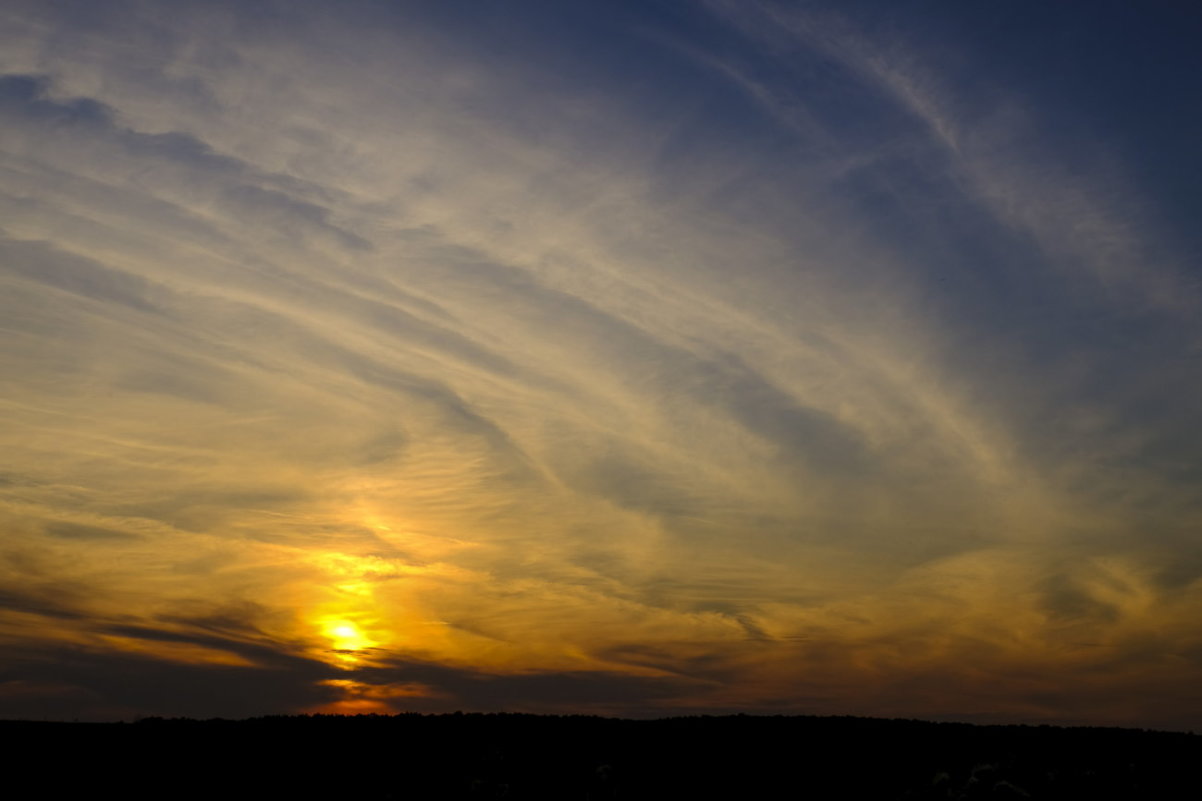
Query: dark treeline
[{"left": 5, "top": 712, "right": 1197, "bottom": 799}]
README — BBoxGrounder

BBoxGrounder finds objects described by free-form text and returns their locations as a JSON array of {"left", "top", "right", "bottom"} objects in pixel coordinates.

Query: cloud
[
  {"left": 0, "top": 0, "right": 1198, "bottom": 728},
  {"left": 0, "top": 643, "right": 338, "bottom": 720}
]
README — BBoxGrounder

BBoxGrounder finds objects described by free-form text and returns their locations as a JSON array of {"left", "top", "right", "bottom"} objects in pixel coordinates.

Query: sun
[{"left": 322, "top": 620, "right": 373, "bottom": 652}]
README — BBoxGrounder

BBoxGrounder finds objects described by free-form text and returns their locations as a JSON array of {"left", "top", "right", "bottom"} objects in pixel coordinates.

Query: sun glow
[
  {"left": 323, "top": 619, "right": 374, "bottom": 652},
  {"left": 305, "top": 553, "right": 393, "bottom": 667}
]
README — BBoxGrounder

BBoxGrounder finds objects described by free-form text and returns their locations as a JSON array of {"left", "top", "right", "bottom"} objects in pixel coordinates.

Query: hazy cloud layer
[{"left": 1, "top": 0, "right": 1199, "bottom": 729}]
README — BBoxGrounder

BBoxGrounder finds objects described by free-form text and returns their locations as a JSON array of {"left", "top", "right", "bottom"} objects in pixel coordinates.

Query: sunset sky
[{"left": 2, "top": 0, "right": 1201, "bottom": 729}]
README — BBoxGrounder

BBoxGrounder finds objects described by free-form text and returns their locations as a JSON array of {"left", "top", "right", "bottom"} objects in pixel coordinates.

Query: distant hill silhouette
[{"left": 3, "top": 713, "right": 1197, "bottom": 799}]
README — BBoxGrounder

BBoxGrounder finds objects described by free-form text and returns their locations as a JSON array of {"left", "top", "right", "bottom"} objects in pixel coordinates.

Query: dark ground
[{"left": 3, "top": 713, "right": 1197, "bottom": 799}]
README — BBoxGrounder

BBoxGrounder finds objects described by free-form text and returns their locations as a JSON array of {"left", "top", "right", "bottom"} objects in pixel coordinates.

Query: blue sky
[{"left": 0, "top": 0, "right": 1200, "bottom": 728}]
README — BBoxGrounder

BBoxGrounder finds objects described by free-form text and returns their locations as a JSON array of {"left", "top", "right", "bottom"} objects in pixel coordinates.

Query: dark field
[{"left": 5, "top": 713, "right": 1197, "bottom": 799}]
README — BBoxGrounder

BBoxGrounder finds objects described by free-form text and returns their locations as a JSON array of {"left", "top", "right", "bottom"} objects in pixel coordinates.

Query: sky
[{"left": 1, "top": 0, "right": 1200, "bottom": 729}]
